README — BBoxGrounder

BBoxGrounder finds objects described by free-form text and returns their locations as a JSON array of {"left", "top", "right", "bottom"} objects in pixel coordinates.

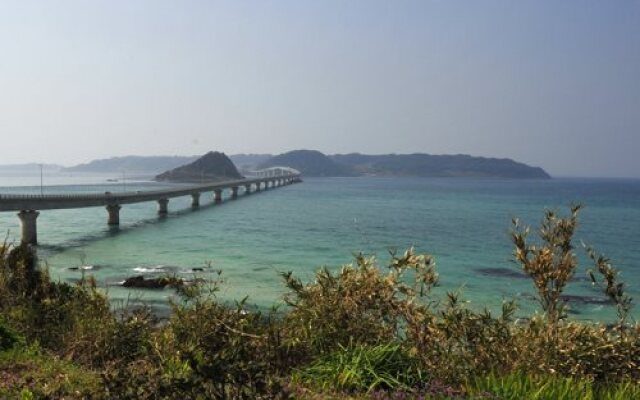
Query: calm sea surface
[{"left": 1, "top": 172, "right": 639, "bottom": 322}]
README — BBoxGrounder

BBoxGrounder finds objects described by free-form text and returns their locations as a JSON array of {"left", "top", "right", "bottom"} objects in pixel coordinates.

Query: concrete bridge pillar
[
  {"left": 214, "top": 189, "right": 223, "bottom": 203},
  {"left": 106, "top": 204, "right": 121, "bottom": 225},
  {"left": 231, "top": 187, "right": 239, "bottom": 199},
  {"left": 191, "top": 193, "right": 200, "bottom": 208},
  {"left": 255, "top": 182, "right": 261, "bottom": 192},
  {"left": 18, "top": 210, "right": 39, "bottom": 245},
  {"left": 158, "top": 198, "right": 169, "bottom": 215},
  {"left": 244, "top": 184, "right": 251, "bottom": 194}
]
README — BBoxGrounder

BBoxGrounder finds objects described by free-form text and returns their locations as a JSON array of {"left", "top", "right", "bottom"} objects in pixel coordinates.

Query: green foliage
[
  {"left": 283, "top": 248, "right": 437, "bottom": 353},
  {"left": 165, "top": 297, "right": 290, "bottom": 398},
  {"left": 0, "top": 206, "right": 638, "bottom": 398},
  {"left": 510, "top": 318, "right": 640, "bottom": 382},
  {"left": 294, "top": 343, "right": 425, "bottom": 392},
  {"left": 0, "top": 345, "right": 100, "bottom": 399},
  {"left": 405, "top": 293, "right": 518, "bottom": 383},
  {"left": 0, "top": 319, "right": 24, "bottom": 351},
  {"left": 101, "top": 285, "right": 295, "bottom": 399},
  {"left": 0, "top": 242, "right": 153, "bottom": 369},
  {"left": 469, "top": 373, "right": 640, "bottom": 400}
]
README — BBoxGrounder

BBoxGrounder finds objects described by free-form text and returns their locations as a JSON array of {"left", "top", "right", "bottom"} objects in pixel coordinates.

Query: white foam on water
[{"left": 133, "top": 265, "right": 167, "bottom": 273}]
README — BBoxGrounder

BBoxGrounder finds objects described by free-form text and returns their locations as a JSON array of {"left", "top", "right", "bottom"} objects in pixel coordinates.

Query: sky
[{"left": 0, "top": 1, "right": 638, "bottom": 177}]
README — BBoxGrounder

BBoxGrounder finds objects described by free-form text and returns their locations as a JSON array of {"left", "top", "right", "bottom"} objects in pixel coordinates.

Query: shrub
[
  {"left": 0, "top": 242, "right": 154, "bottom": 371},
  {"left": 510, "top": 318, "right": 640, "bottom": 382},
  {"left": 586, "top": 246, "right": 633, "bottom": 328},
  {"left": 405, "top": 293, "right": 518, "bottom": 383},
  {"left": 101, "top": 285, "right": 296, "bottom": 399},
  {"left": 511, "top": 205, "right": 582, "bottom": 323},
  {"left": 0, "top": 319, "right": 23, "bottom": 351},
  {"left": 282, "top": 249, "right": 438, "bottom": 354}
]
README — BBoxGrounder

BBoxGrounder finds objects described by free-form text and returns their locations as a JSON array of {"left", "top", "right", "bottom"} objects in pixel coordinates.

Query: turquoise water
[{"left": 1, "top": 173, "right": 639, "bottom": 322}]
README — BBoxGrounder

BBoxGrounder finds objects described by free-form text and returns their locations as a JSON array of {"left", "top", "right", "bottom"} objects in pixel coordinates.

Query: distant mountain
[
  {"left": 257, "top": 150, "right": 550, "bottom": 178},
  {"left": 155, "top": 151, "right": 243, "bottom": 183},
  {"left": 258, "top": 150, "right": 355, "bottom": 177},
  {"left": 64, "top": 151, "right": 550, "bottom": 179},
  {"left": 0, "top": 163, "right": 63, "bottom": 173},
  {"left": 65, "top": 154, "right": 273, "bottom": 175},
  {"left": 331, "top": 153, "right": 550, "bottom": 179},
  {"left": 64, "top": 156, "right": 199, "bottom": 174},
  {"left": 229, "top": 154, "right": 273, "bottom": 172}
]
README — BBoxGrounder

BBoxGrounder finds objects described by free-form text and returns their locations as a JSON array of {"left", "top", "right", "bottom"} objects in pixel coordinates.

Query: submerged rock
[
  {"left": 121, "top": 275, "right": 205, "bottom": 290},
  {"left": 122, "top": 275, "right": 181, "bottom": 289},
  {"left": 560, "top": 294, "right": 609, "bottom": 306},
  {"left": 476, "top": 267, "right": 528, "bottom": 279}
]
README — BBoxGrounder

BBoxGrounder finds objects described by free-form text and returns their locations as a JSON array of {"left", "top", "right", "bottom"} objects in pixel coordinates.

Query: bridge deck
[{"left": 0, "top": 175, "right": 300, "bottom": 212}]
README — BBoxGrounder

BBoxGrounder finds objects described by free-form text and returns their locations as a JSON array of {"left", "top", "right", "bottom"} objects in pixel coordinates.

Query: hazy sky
[{"left": 0, "top": 1, "right": 638, "bottom": 177}]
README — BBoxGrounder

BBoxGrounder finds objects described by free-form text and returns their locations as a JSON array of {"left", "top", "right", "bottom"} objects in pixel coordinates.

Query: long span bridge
[{"left": 0, "top": 168, "right": 302, "bottom": 245}]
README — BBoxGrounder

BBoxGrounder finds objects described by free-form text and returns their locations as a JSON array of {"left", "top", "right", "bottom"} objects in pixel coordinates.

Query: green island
[{"left": 1, "top": 206, "right": 638, "bottom": 399}]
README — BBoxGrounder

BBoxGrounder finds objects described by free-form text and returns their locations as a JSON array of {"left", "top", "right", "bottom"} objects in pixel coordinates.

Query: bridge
[{"left": 0, "top": 170, "right": 302, "bottom": 245}]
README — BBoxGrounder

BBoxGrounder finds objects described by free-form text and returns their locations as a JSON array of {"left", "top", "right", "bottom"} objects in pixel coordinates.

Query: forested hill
[
  {"left": 155, "top": 151, "right": 243, "bottom": 183},
  {"left": 258, "top": 150, "right": 550, "bottom": 178},
  {"left": 64, "top": 151, "right": 550, "bottom": 179},
  {"left": 330, "top": 153, "right": 551, "bottom": 179},
  {"left": 258, "top": 150, "right": 356, "bottom": 177}
]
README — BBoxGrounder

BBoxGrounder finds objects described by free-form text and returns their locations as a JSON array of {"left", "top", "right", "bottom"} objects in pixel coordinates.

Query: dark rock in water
[
  {"left": 560, "top": 294, "right": 609, "bottom": 305},
  {"left": 122, "top": 275, "right": 182, "bottom": 289},
  {"left": 520, "top": 292, "right": 609, "bottom": 306},
  {"left": 121, "top": 275, "right": 206, "bottom": 290},
  {"left": 155, "top": 151, "right": 243, "bottom": 183},
  {"left": 476, "top": 267, "right": 528, "bottom": 279},
  {"left": 192, "top": 267, "right": 204, "bottom": 272}
]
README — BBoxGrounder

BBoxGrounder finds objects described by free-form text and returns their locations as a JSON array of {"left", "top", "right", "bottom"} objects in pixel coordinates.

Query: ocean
[{"left": 1, "top": 171, "right": 639, "bottom": 322}]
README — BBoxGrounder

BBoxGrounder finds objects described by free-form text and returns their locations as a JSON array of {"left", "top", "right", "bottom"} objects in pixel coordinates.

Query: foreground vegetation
[{"left": 0, "top": 206, "right": 638, "bottom": 399}]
